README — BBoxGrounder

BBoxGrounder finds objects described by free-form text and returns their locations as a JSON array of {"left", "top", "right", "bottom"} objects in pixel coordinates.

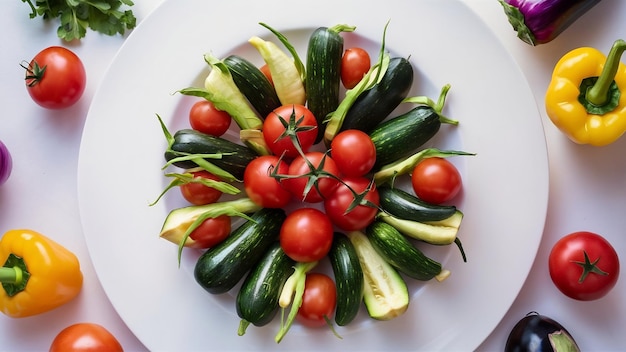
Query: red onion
[{"left": 0, "top": 140, "right": 12, "bottom": 185}]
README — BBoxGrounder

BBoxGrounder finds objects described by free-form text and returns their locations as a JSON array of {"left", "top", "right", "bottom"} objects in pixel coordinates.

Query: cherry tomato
[
  {"left": 411, "top": 157, "right": 462, "bottom": 204},
  {"left": 324, "top": 176, "right": 379, "bottom": 231},
  {"left": 282, "top": 152, "right": 340, "bottom": 203},
  {"left": 23, "top": 46, "right": 86, "bottom": 109},
  {"left": 280, "top": 208, "right": 333, "bottom": 262},
  {"left": 49, "top": 323, "right": 123, "bottom": 352},
  {"left": 263, "top": 104, "right": 318, "bottom": 159},
  {"left": 340, "top": 47, "right": 371, "bottom": 89},
  {"left": 179, "top": 170, "right": 223, "bottom": 205},
  {"left": 188, "top": 100, "right": 232, "bottom": 137},
  {"left": 549, "top": 231, "right": 620, "bottom": 301},
  {"left": 188, "top": 215, "right": 231, "bottom": 249},
  {"left": 330, "top": 129, "right": 376, "bottom": 177},
  {"left": 297, "top": 273, "right": 337, "bottom": 328},
  {"left": 260, "top": 64, "right": 273, "bottom": 85},
  {"left": 244, "top": 155, "right": 291, "bottom": 208}
]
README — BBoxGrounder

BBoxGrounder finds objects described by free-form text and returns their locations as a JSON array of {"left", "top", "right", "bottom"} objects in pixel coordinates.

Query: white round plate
[{"left": 77, "top": 0, "right": 549, "bottom": 350}]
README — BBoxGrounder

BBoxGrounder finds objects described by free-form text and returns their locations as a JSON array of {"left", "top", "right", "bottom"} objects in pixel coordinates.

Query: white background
[{"left": 1, "top": 0, "right": 625, "bottom": 350}]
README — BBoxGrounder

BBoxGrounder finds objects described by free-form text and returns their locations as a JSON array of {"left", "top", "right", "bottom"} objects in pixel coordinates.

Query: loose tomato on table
[
  {"left": 281, "top": 152, "right": 340, "bottom": 203},
  {"left": 324, "top": 176, "right": 379, "bottom": 231},
  {"left": 49, "top": 323, "right": 123, "bottom": 352},
  {"left": 244, "top": 155, "right": 291, "bottom": 208},
  {"left": 411, "top": 157, "right": 462, "bottom": 204},
  {"left": 340, "top": 47, "right": 371, "bottom": 89},
  {"left": 188, "top": 100, "right": 232, "bottom": 137},
  {"left": 179, "top": 170, "right": 223, "bottom": 205},
  {"left": 297, "top": 273, "right": 337, "bottom": 328},
  {"left": 22, "top": 46, "right": 86, "bottom": 109},
  {"left": 549, "top": 231, "right": 620, "bottom": 301},
  {"left": 330, "top": 129, "right": 376, "bottom": 177},
  {"left": 280, "top": 208, "right": 333, "bottom": 262},
  {"left": 263, "top": 104, "right": 318, "bottom": 159}
]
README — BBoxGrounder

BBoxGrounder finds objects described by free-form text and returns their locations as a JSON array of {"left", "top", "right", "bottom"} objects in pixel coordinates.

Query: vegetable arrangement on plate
[{"left": 153, "top": 22, "right": 475, "bottom": 342}]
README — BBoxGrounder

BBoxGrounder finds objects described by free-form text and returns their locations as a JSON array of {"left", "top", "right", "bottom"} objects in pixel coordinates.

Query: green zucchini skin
[
  {"left": 194, "top": 208, "right": 286, "bottom": 294},
  {"left": 328, "top": 232, "right": 364, "bottom": 326},
  {"left": 366, "top": 221, "right": 442, "bottom": 281},
  {"left": 378, "top": 185, "right": 457, "bottom": 222},
  {"left": 236, "top": 242, "right": 295, "bottom": 327},
  {"left": 370, "top": 106, "right": 441, "bottom": 168},
  {"left": 340, "top": 57, "right": 414, "bottom": 134},
  {"left": 306, "top": 27, "right": 344, "bottom": 143},
  {"left": 164, "top": 128, "right": 257, "bottom": 179},
  {"left": 223, "top": 54, "right": 281, "bottom": 118}
]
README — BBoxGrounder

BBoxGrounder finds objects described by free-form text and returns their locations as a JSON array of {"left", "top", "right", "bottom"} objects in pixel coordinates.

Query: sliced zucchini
[{"left": 346, "top": 230, "right": 409, "bottom": 320}]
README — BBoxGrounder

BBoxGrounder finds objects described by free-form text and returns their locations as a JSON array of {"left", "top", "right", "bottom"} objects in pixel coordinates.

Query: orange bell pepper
[{"left": 0, "top": 229, "right": 83, "bottom": 318}]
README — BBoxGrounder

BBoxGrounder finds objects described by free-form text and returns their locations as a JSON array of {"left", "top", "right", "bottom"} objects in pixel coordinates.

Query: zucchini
[
  {"left": 346, "top": 230, "right": 409, "bottom": 320},
  {"left": 164, "top": 128, "right": 258, "bottom": 180},
  {"left": 328, "top": 232, "right": 363, "bottom": 326},
  {"left": 369, "top": 84, "right": 457, "bottom": 168},
  {"left": 366, "top": 221, "right": 442, "bottom": 281},
  {"left": 236, "top": 242, "right": 295, "bottom": 335},
  {"left": 378, "top": 210, "right": 464, "bottom": 245},
  {"left": 194, "top": 208, "right": 286, "bottom": 294},
  {"left": 305, "top": 25, "right": 354, "bottom": 143},
  {"left": 370, "top": 106, "right": 441, "bottom": 168},
  {"left": 378, "top": 185, "right": 457, "bottom": 222},
  {"left": 223, "top": 54, "right": 281, "bottom": 119},
  {"left": 340, "top": 57, "right": 413, "bottom": 134}
]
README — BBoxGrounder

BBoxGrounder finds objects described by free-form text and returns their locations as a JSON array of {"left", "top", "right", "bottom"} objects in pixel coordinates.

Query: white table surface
[{"left": 1, "top": 0, "right": 625, "bottom": 350}]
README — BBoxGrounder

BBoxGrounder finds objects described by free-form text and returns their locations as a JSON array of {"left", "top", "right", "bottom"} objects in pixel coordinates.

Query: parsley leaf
[{"left": 21, "top": 0, "right": 137, "bottom": 41}]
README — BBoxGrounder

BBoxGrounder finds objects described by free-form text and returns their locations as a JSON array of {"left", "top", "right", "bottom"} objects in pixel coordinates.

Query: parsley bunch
[{"left": 21, "top": 0, "right": 137, "bottom": 41}]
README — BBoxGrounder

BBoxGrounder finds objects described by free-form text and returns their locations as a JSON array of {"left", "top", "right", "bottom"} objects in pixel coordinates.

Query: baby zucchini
[
  {"left": 194, "top": 208, "right": 286, "bottom": 294},
  {"left": 366, "top": 221, "right": 444, "bottom": 281},
  {"left": 340, "top": 57, "right": 413, "bottom": 134},
  {"left": 164, "top": 128, "right": 258, "bottom": 180},
  {"left": 306, "top": 25, "right": 355, "bottom": 143},
  {"left": 378, "top": 185, "right": 458, "bottom": 222},
  {"left": 223, "top": 54, "right": 281, "bottom": 118},
  {"left": 328, "top": 232, "right": 363, "bottom": 326},
  {"left": 236, "top": 242, "right": 295, "bottom": 335}
]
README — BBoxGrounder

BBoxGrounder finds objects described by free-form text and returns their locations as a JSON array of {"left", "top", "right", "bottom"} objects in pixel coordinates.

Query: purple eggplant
[
  {"left": 498, "top": 0, "right": 601, "bottom": 45},
  {"left": 505, "top": 312, "right": 580, "bottom": 352}
]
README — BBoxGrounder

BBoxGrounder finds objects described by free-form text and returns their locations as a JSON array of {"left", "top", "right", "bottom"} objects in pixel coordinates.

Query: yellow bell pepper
[
  {"left": 0, "top": 229, "right": 83, "bottom": 318},
  {"left": 545, "top": 39, "right": 626, "bottom": 146}
]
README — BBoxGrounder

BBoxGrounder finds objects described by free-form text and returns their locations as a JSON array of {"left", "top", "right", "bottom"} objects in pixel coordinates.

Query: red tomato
[
  {"left": 297, "top": 273, "right": 337, "bottom": 327},
  {"left": 282, "top": 152, "right": 340, "bottom": 203},
  {"left": 188, "top": 215, "right": 231, "bottom": 249},
  {"left": 49, "top": 323, "right": 123, "bottom": 352},
  {"left": 244, "top": 155, "right": 291, "bottom": 208},
  {"left": 330, "top": 129, "right": 376, "bottom": 177},
  {"left": 411, "top": 157, "right": 462, "bottom": 204},
  {"left": 549, "top": 231, "right": 620, "bottom": 301},
  {"left": 324, "top": 176, "right": 379, "bottom": 231},
  {"left": 188, "top": 100, "right": 232, "bottom": 137},
  {"left": 23, "top": 46, "right": 86, "bottom": 109},
  {"left": 260, "top": 64, "right": 273, "bottom": 85},
  {"left": 179, "top": 170, "right": 223, "bottom": 205},
  {"left": 341, "top": 47, "right": 371, "bottom": 89},
  {"left": 280, "top": 208, "right": 333, "bottom": 262},
  {"left": 263, "top": 104, "right": 318, "bottom": 159}
]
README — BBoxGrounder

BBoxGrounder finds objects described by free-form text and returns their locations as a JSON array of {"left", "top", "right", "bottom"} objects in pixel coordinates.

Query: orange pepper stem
[{"left": 586, "top": 39, "right": 626, "bottom": 107}]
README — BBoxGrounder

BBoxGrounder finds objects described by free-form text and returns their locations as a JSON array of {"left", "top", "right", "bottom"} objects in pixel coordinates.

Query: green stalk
[{"left": 586, "top": 39, "right": 626, "bottom": 107}]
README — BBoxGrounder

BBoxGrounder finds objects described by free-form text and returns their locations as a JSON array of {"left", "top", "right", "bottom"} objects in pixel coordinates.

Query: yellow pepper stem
[
  {"left": 586, "top": 39, "right": 626, "bottom": 107},
  {"left": 0, "top": 266, "right": 22, "bottom": 284}
]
